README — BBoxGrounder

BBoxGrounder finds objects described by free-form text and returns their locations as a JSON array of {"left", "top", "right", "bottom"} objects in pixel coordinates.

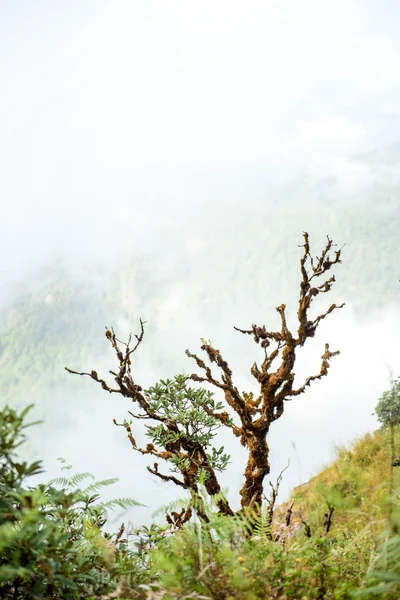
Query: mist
[{"left": 1, "top": 0, "right": 400, "bottom": 523}]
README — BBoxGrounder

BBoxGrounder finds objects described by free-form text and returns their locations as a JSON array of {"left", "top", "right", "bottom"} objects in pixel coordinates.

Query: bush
[
  {"left": 1, "top": 403, "right": 399, "bottom": 599},
  {"left": 0, "top": 404, "right": 142, "bottom": 599},
  {"left": 147, "top": 510, "right": 375, "bottom": 600}
]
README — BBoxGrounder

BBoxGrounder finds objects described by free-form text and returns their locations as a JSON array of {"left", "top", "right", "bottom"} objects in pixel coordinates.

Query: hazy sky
[
  {"left": 2, "top": 1, "right": 400, "bottom": 521},
  {"left": 2, "top": 0, "right": 400, "bottom": 272}
]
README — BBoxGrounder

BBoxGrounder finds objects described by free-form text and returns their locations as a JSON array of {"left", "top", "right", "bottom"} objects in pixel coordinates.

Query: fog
[{"left": 1, "top": 0, "right": 400, "bottom": 523}]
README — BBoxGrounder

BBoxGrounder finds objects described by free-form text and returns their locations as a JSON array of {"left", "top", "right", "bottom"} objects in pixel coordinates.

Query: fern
[
  {"left": 153, "top": 496, "right": 191, "bottom": 519},
  {"left": 49, "top": 472, "right": 93, "bottom": 488},
  {"left": 357, "top": 521, "right": 400, "bottom": 597},
  {"left": 48, "top": 465, "right": 143, "bottom": 518},
  {"left": 153, "top": 486, "right": 232, "bottom": 523},
  {"left": 81, "top": 478, "right": 120, "bottom": 494},
  {"left": 99, "top": 497, "right": 143, "bottom": 511}
]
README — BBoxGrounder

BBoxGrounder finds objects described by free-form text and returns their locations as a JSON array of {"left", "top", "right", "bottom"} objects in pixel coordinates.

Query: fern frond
[
  {"left": 50, "top": 472, "right": 93, "bottom": 488},
  {"left": 99, "top": 497, "right": 143, "bottom": 511},
  {"left": 82, "top": 478, "right": 120, "bottom": 494},
  {"left": 48, "top": 476, "right": 71, "bottom": 487},
  {"left": 152, "top": 496, "right": 190, "bottom": 518}
]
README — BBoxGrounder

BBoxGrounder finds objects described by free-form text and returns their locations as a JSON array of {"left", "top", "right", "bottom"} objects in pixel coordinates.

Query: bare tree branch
[
  {"left": 285, "top": 499, "right": 294, "bottom": 527},
  {"left": 324, "top": 506, "right": 335, "bottom": 535},
  {"left": 290, "top": 343, "right": 340, "bottom": 397},
  {"left": 166, "top": 506, "right": 193, "bottom": 528},
  {"left": 264, "top": 461, "right": 290, "bottom": 538},
  {"left": 147, "top": 463, "right": 188, "bottom": 490}
]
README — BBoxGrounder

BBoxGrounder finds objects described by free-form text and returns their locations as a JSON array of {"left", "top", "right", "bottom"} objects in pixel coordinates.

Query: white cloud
[{"left": 287, "top": 116, "right": 367, "bottom": 152}]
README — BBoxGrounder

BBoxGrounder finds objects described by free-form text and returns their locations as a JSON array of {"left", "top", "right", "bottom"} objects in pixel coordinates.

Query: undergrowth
[{"left": 1, "top": 404, "right": 399, "bottom": 599}]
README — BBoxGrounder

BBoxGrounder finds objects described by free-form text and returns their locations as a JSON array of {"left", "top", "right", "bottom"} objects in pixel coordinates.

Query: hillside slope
[{"left": 275, "top": 427, "right": 400, "bottom": 538}]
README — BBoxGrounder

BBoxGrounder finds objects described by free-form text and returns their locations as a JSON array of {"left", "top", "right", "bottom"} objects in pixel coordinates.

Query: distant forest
[{"left": 0, "top": 194, "right": 398, "bottom": 403}]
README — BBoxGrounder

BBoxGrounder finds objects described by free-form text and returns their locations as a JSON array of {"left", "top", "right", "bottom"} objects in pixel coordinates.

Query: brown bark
[{"left": 240, "top": 429, "right": 270, "bottom": 509}]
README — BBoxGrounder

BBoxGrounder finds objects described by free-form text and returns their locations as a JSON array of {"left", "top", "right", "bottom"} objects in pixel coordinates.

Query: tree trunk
[{"left": 240, "top": 432, "right": 270, "bottom": 511}]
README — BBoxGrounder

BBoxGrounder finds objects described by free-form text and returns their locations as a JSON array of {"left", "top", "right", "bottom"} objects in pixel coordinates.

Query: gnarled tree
[{"left": 66, "top": 232, "right": 344, "bottom": 525}]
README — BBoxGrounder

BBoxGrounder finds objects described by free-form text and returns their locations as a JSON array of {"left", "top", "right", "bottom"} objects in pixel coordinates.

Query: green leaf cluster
[
  {"left": 145, "top": 374, "right": 231, "bottom": 473},
  {"left": 374, "top": 377, "right": 400, "bottom": 428}
]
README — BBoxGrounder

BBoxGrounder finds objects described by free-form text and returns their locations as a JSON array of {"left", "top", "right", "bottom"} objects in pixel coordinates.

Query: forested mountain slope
[{"left": 1, "top": 193, "right": 398, "bottom": 406}]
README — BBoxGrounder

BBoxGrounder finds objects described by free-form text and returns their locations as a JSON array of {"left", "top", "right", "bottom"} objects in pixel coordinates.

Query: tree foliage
[{"left": 375, "top": 377, "right": 400, "bottom": 428}]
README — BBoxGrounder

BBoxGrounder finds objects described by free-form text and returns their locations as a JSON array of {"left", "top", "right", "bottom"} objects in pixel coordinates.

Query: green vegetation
[
  {"left": 276, "top": 427, "right": 400, "bottom": 534},
  {"left": 0, "top": 404, "right": 144, "bottom": 599},
  {"left": 1, "top": 401, "right": 400, "bottom": 599},
  {"left": 374, "top": 377, "right": 400, "bottom": 429},
  {"left": 0, "top": 276, "right": 112, "bottom": 400}
]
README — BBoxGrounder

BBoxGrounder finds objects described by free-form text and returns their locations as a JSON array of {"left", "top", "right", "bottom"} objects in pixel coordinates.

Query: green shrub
[
  {"left": 0, "top": 404, "right": 142, "bottom": 599},
  {"left": 147, "top": 509, "right": 376, "bottom": 600}
]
